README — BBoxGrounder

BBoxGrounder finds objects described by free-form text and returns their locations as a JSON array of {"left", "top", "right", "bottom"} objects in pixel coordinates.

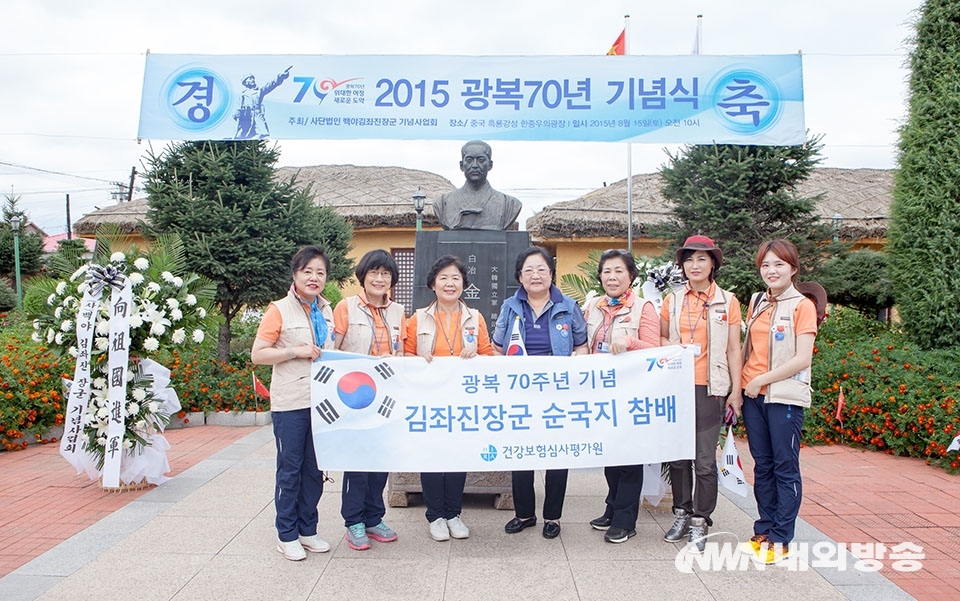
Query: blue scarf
[{"left": 309, "top": 298, "right": 329, "bottom": 346}]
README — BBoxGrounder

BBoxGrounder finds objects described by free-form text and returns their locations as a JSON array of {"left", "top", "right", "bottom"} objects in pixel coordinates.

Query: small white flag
[
  {"left": 717, "top": 427, "right": 748, "bottom": 497},
  {"left": 948, "top": 434, "right": 960, "bottom": 453},
  {"left": 506, "top": 315, "right": 526, "bottom": 356}
]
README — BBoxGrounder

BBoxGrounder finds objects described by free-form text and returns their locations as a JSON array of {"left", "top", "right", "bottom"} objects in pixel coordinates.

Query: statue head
[
  {"left": 242, "top": 74, "right": 257, "bottom": 89},
  {"left": 459, "top": 140, "right": 493, "bottom": 185}
]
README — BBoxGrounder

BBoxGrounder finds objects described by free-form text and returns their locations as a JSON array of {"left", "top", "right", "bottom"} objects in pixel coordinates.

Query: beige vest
[
  {"left": 413, "top": 301, "right": 481, "bottom": 357},
  {"left": 338, "top": 295, "right": 405, "bottom": 356},
  {"left": 743, "top": 284, "right": 812, "bottom": 408},
  {"left": 270, "top": 291, "right": 334, "bottom": 412},
  {"left": 665, "top": 286, "right": 735, "bottom": 397},
  {"left": 584, "top": 295, "right": 654, "bottom": 351}
]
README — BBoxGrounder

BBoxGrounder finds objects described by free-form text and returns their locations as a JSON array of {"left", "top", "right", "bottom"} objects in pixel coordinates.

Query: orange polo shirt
[{"left": 660, "top": 282, "right": 742, "bottom": 386}]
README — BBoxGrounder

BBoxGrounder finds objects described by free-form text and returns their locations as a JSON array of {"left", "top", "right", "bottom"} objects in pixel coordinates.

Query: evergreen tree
[
  {"left": 888, "top": 0, "right": 960, "bottom": 349},
  {"left": 656, "top": 137, "right": 831, "bottom": 296},
  {"left": 143, "top": 140, "right": 353, "bottom": 362},
  {"left": 0, "top": 194, "right": 44, "bottom": 278},
  {"left": 818, "top": 249, "right": 894, "bottom": 318}
]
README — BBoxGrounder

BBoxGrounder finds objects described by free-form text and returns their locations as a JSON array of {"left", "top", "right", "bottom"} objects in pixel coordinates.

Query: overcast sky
[{"left": 0, "top": 0, "right": 921, "bottom": 235}]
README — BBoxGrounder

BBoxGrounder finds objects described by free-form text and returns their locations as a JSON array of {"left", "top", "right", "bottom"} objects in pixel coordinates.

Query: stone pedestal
[{"left": 387, "top": 471, "right": 513, "bottom": 510}]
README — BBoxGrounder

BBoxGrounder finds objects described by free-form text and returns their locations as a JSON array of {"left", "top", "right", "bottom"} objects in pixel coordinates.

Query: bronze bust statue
[{"left": 433, "top": 140, "right": 522, "bottom": 230}]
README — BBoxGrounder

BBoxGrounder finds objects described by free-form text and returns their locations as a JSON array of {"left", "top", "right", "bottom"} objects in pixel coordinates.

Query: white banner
[
  {"left": 310, "top": 346, "right": 695, "bottom": 471},
  {"left": 138, "top": 54, "right": 804, "bottom": 145},
  {"left": 60, "top": 289, "right": 100, "bottom": 471},
  {"left": 101, "top": 279, "right": 133, "bottom": 488}
]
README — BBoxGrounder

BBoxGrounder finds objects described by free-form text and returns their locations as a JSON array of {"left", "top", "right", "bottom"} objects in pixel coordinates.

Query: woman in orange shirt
[
  {"left": 333, "top": 249, "right": 406, "bottom": 551},
  {"left": 740, "top": 239, "right": 823, "bottom": 565},
  {"left": 583, "top": 249, "right": 660, "bottom": 544},
  {"left": 404, "top": 255, "right": 493, "bottom": 542}
]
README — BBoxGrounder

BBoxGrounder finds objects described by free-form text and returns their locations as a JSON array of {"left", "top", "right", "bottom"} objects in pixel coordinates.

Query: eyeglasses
[
  {"left": 521, "top": 267, "right": 550, "bottom": 277},
  {"left": 368, "top": 270, "right": 392, "bottom": 280}
]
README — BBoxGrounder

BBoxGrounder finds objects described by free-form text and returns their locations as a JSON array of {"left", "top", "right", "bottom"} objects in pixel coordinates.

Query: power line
[{"left": 0, "top": 160, "right": 117, "bottom": 183}]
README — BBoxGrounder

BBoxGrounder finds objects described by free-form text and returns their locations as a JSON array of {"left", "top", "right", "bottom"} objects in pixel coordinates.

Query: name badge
[
  {"left": 688, "top": 343, "right": 702, "bottom": 357},
  {"left": 597, "top": 341, "right": 610, "bottom": 353}
]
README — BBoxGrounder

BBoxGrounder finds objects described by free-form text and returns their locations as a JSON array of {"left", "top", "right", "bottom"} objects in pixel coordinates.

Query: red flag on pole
[
  {"left": 835, "top": 387, "right": 845, "bottom": 420},
  {"left": 252, "top": 373, "right": 271, "bottom": 399},
  {"left": 607, "top": 29, "right": 626, "bottom": 55}
]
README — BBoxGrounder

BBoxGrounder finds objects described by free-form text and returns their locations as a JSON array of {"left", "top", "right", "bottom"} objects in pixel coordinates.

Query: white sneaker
[
  {"left": 447, "top": 515, "right": 470, "bottom": 539},
  {"left": 429, "top": 517, "right": 450, "bottom": 541},
  {"left": 299, "top": 534, "right": 330, "bottom": 553},
  {"left": 277, "top": 538, "right": 306, "bottom": 561}
]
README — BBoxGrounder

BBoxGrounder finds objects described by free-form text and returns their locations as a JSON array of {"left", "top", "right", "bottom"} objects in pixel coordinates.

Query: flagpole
[
  {"left": 624, "top": 14, "right": 632, "bottom": 253},
  {"left": 695, "top": 14, "right": 703, "bottom": 54}
]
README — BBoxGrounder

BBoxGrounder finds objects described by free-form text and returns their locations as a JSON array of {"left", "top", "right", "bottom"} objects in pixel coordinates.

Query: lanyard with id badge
[{"left": 683, "top": 292, "right": 709, "bottom": 357}]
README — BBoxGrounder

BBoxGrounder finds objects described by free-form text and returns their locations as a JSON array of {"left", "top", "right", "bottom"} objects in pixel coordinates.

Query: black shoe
[
  {"left": 604, "top": 527, "right": 637, "bottom": 544},
  {"left": 542, "top": 521, "right": 561, "bottom": 539},
  {"left": 504, "top": 516, "right": 537, "bottom": 534},
  {"left": 589, "top": 515, "right": 612, "bottom": 531}
]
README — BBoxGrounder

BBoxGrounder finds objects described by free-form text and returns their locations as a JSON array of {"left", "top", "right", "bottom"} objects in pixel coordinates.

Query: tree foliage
[
  {"left": 655, "top": 137, "right": 832, "bottom": 297},
  {"left": 817, "top": 249, "right": 894, "bottom": 316},
  {"left": 142, "top": 140, "right": 353, "bottom": 361},
  {"left": 887, "top": 0, "right": 960, "bottom": 349},
  {"left": 0, "top": 195, "right": 44, "bottom": 277}
]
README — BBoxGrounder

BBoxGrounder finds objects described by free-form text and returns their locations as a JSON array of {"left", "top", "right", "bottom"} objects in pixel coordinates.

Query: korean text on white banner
[
  {"left": 138, "top": 54, "right": 804, "bottom": 145},
  {"left": 310, "top": 346, "right": 695, "bottom": 472}
]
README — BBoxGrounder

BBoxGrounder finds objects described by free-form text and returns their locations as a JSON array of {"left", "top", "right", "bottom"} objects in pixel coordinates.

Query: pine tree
[
  {"left": 143, "top": 140, "right": 353, "bottom": 361},
  {"left": 888, "top": 0, "right": 960, "bottom": 349},
  {"left": 0, "top": 194, "right": 44, "bottom": 278},
  {"left": 656, "top": 137, "right": 831, "bottom": 297}
]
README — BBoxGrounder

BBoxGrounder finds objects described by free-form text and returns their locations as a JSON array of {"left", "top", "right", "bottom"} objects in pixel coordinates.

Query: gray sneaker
[
  {"left": 687, "top": 517, "right": 708, "bottom": 554},
  {"left": 366, "top": 521, "right": 398, "bottom": 542},
  {"left": 345, "top": 523, "right": 371, "bottom": 550},
  {"left": 663, "top": 508, "right": 691, "bottom": 542}
]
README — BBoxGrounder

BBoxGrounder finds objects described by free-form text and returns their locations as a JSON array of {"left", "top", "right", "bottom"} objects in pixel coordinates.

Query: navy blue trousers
[
  {"left": 273, "top": 408, "right": 324, "bottom": 543},
  {"left": 341, "top": 471, "right": 388, "bottom": 527},
  {"left": 742, "top": 393, "right": 805, "bottom": 544},
  {"left": 420, "top": 472, "right": 467, "bottom": 522}
]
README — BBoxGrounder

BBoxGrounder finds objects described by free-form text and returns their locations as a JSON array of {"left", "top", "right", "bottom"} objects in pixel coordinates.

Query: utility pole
[
  {"left": 65, "top": 193, "right": 72, "bottom": 239},
  {"left": 127, "top": 167, "right": 137, "bottom": 201}
]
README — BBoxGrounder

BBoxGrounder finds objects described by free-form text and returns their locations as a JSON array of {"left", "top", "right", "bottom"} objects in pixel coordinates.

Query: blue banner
[{"left": 138, "top": 54, "right": 804, "bottom": 145}]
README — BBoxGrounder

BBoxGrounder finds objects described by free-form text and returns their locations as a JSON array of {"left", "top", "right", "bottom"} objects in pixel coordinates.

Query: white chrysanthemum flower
[
  {"left": 143, "top": 337, "right": 160, "bottom": 351},
  {"left": 129, "top": 314, "right": 143, "bottom": 328},
  {"left": 192, "top": 329, "right": 205, "bottom": 344},
  {"left": 97, "top": 406, "right": 110, "bottom": 419},
  {"left": 56, "top": 281, "right": 67, "bottom": 295},
  {"left": 197, "top": 307, "right": 207, "bottom": 319},
  {"left": 70, "top": 265, "right": 89, "bottom": 281},
  {"left": 93, "top": 377, "right": 107, "bottom": 389},
  {"left": 126, "top": 402, "right": 139, "bottom": 416},
  {"left": 132, "top": 387, "right": 147, "bottom": 402},
  {"left": 184, "top": 294, "right": 197, "bottom": 306},
  {"left": 60, "top": 320, "right": 73, "bottom": 332},
  {"left": 95, "top": 319, "right": 110, "bottom": 335},
  {"left": 150, "top": 322, "right": 167, "bottom": 336},
  {"left": 146, "top": 282, "right": 161, "bottom": 294},
  {"left": 47, "top": 293, "right": 57, "bottom": 306},
  {"left": 172, "top": 276, "right": 183, "bottom": 288},
  {"left": 77, "top": 282, "right": 89, "bottom": 294},
  {"left": 95, "top": 337, "right": 110, "bottom": 351},
  {"left": 135, "top": 420, "right": 147, "bottom": 430},
  {"left": 172, "top": 328, "right": 186, "bottom": 344},
  {"left": 46, "top": 328, "right": 55, "bottom": 343},
  {"left": 148, "top": 401, "right": 161, "bottom": 413},
  {"left": 161, "top": 271, "right": 175, "bottom": 283},
  {"left": 97, "top": 437, "right": 107, "bottom": 447},
  {"left": 32, "top": 332, "right": 42, "bottom": 342},
  {"left": 128, "top": 272, "right": 144, "bottom": 286},
  {"left": 54, "top": 332, "right": 64, "bottom": 345},
  {"left": 134, "top": 257, "right": 149, "bottom": 270},
  {"left": 32, "top": 319, "right": 40, "bottom": 330},
  {"left": 170, "top": 308, "right": 183, "bottom": 322},
  {"left": 62, "top": 295, "right": 75, "bottom": 307},
  {"left": 54, "top": 307, "right": 63, "bottom": 319},
  {"left": 166, "top": 298, "right": 180, "bottom": 310},
  {"left": 110, "top": 251, "right": 126, "bottom": 262},
  {"left": 122, "top": 438, "right": 133, "bottom": 449},
  {"left": 68, "top": 346, "right": 78, "bottom": 357}
]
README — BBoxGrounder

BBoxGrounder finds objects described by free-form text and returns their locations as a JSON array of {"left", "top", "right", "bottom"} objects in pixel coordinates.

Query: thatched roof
[
  {"left": 74, "top": 198, "right": 150, "bottom": 236},
  {"left": 526, "top": 167, "right": 894, "bottom": 241},
  {"left": 74, "top": 165, "right": 456, "bottom": 234},
  {"left": 276, "top": 164, "right": 454, "bottom": 229}
]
